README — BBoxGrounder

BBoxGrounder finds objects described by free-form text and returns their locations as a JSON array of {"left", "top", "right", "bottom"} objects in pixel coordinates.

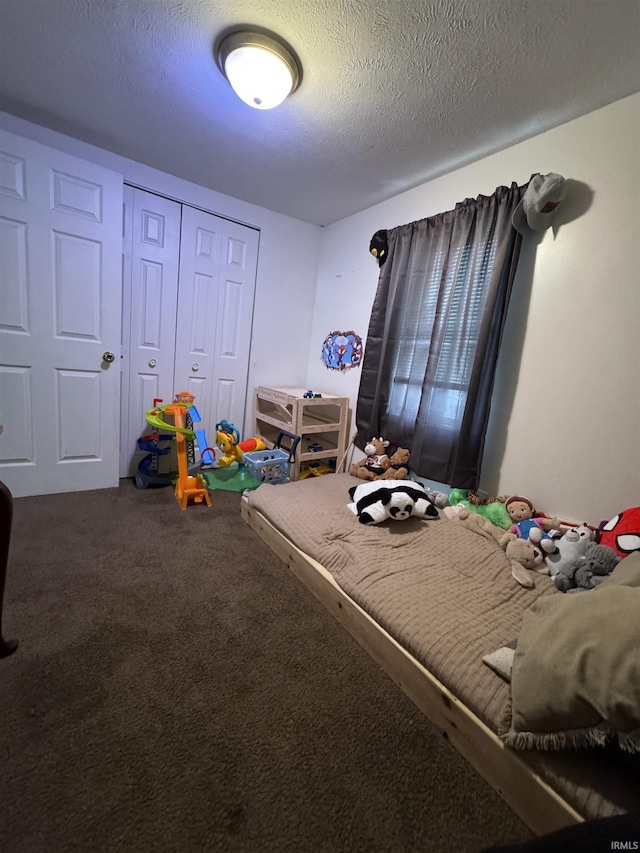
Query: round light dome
[{"left": 216, "top": 29, "right": 302, "bottom": 110}]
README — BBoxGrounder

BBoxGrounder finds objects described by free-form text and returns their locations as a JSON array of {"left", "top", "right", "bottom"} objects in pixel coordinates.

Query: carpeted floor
[{"left": 1, "top": 481, "right": 533, "bottom": 853}]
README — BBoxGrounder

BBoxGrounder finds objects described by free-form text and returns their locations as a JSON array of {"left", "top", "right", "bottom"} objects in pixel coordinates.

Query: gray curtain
[{"left": 355, "top": 181, "right": 525, "bottom": 490}]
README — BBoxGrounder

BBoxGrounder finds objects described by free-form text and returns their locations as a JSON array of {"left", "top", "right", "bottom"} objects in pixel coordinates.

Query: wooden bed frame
[{"left": 241, "top": 495, "right": 584, "bottom": 836}]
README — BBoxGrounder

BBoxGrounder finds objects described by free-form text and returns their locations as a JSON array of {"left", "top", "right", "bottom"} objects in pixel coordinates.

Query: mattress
[{"left": 246, "top": 473, "right": 640, "bottom": 821}]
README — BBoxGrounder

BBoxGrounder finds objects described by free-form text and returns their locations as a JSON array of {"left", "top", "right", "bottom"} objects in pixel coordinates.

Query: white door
[
  {"left": 0, "top": 130, "right": 123, "bottom": 498},
  {"left": 120, "top": 187, "right": 181, "bottom": 477},
  {"left": 174, "top": 206, "right": 259, "bottom": 441},
  {"left": 119, "top": 191, "right": 259, "bottom": 477}
]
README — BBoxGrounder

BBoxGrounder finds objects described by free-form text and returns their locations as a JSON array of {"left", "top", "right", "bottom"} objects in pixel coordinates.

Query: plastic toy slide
[{"left": 189, "top": 404, "right": 215, "bottom": 466}]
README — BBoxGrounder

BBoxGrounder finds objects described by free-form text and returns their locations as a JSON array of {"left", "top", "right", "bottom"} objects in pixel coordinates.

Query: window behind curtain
[
  {"left": 355, "top": 183, "right": 524, "bottom": 489},
  {"left": 387, "top": 233, "right": 498, "bottom": 434}
]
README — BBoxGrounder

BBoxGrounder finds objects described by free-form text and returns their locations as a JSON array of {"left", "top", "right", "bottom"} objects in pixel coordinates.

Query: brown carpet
[{"left": 1, "top": 481, "right": 533, "bottom": 852}]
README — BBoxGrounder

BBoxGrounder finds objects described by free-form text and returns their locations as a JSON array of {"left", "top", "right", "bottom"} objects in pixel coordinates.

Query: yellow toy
[
  {"left": 299, "top": 463, "right": 333, "bottom": 479},
  {"left": 215, "top": 420, "right": 266, "bottom": 468}
]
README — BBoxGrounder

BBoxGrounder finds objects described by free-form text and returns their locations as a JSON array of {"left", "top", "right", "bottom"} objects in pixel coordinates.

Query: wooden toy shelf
[{"left": 255, "top": 387, "right": 349, "bottom": 481}]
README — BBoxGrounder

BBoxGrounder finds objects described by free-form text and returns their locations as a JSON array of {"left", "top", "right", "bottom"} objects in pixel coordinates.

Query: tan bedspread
[
  {"left": 246, "top": 473, "right": 640, "bottom": 819},
  {"left": 248, "top": 474, "right": 557, "bottom": 727}
]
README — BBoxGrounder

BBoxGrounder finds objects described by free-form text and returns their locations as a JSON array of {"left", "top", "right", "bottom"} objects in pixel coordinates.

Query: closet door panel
[
  {"left": 121, "top": 188, "right": 181, "bottom": 476},
  {"left": 174, "top": 205, "right": 222, "bottom": 434},
  {"left": 211, "top": 220, "right": 259, "bottom": 437},
  {"left": 175, "top": 209, "right": 258, "bottom": 439}
]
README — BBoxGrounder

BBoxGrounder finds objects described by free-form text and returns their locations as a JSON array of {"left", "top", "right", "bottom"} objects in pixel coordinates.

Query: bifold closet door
[
  {"left": 120, "top": 187, "right": 181, "bottom": 477},
  {"left": 120, "top": 189, "right": 259, "bottom": 477},
  {"left": 174, "top": 205, "right": 259, "bottom": 443}
]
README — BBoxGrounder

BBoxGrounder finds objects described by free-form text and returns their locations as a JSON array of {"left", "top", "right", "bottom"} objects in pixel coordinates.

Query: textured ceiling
[{"left": 1, "top": 0, "right": 639, "bottom": 226}]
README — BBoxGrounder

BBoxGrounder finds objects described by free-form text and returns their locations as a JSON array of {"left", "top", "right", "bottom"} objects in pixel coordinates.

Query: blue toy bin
[
  {"left": 242, "top": 429, "right": 300, "bottom": 485},
  {"left": 242, "top": 447, "right": 291, "bottom": 485}
]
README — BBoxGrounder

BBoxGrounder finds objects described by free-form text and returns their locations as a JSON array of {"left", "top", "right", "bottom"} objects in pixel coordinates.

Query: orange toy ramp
[{"left": 163, "top": 402, "right": 211, "bottom": 511}]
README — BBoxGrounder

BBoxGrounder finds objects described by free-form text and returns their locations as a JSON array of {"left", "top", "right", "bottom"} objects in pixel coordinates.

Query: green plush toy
[{"left": 448, "top": 489, "right": 512, "bottom": 530}]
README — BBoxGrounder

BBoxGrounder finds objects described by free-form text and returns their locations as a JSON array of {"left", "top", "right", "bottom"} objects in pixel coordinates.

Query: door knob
[
  {"left": 102, "top": 351, "right": 116, "bottom": 363},
  {"left": 148, "top": 359, "right": 157, "bottom": 368},
  {"left": 192, "top": 363, "right": 199, "bottom": 372}
]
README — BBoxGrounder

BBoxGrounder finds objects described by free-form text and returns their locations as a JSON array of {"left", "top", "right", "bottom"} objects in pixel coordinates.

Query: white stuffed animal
[
  {"left": 545, "top": 524, "right": 595, "bottom": 577},
  {"left": 347, "top": 480, "right": 439, "bottom": 525}
]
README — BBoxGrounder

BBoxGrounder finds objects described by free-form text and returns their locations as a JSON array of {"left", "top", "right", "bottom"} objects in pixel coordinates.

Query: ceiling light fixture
[{"left": 215, "top": 27, "right": 302, "bottom": 110}]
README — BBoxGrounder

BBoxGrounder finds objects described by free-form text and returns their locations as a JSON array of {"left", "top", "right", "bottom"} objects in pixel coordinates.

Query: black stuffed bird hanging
[{"left": 369, "top": 230, "right": 388, "bottom": 266}]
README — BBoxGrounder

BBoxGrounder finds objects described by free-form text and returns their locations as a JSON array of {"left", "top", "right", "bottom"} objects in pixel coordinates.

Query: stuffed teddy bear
[
  {"left": 545, "top": 524, "right": 595, "bottom": 578},
  {"left": 554, "top": 542, "right": 621, "bottom": 593},
  {"left": 499, "top": 531, "right": 548, "bottom": 588},
  {"left": 504, "top": 495, "right": 562, "bottom": 555},
  {"left": 349, "top": 437, "right": 391, "bottom": 481},
  {"left": 377, "top": 446, "right": 411, "bottom": 480},
  {"left": 347, "top": 480, "right": 439, "bottom": 525}
]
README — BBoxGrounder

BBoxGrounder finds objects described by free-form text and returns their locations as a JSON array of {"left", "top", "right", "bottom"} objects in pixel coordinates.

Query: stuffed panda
[{"left": 347, "top": 480, "right": 439, "bottom": 525}]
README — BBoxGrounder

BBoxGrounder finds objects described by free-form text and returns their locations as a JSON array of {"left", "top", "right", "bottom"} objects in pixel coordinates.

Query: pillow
[
  {"left": 347, "top": 480, "right": 439, "bottom": 525},
  {"left": 500, "top": 553, "right": 640, "bottom": 753},
  {"left": 482, "top": 639, "right": 518, "bottom": 682}
]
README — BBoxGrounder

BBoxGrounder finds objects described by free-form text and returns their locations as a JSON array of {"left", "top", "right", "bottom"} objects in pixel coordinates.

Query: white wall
[
  {"left": 306, "top": 94, "right": 640, "bottom": 526},
  {"left": 0, "top": 112, "right": 322, "bottom": 438}
]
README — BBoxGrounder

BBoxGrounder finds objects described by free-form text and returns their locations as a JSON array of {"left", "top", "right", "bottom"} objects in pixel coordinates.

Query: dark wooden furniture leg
[{"left": 0, "top": 479, "right": 18, "bottom": 657}]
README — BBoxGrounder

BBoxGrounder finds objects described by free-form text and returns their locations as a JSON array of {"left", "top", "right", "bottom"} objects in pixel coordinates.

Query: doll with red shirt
[{"left": 505, "top": 495, "right": 562, "bottom": 555}]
